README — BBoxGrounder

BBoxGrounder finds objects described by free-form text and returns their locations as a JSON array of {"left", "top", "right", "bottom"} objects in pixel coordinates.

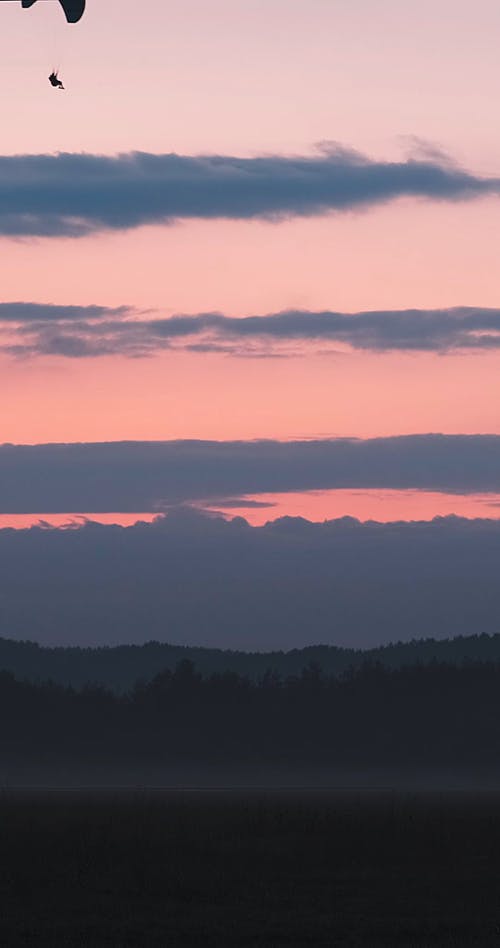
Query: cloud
[
  {"left": 4, "top": 304, "right": 500, "bottom": 358},
  {"left": 0, "top": 303, "right": 132, "bottom": 323},
  {"left": 1, "top": 509, "right": 500, "bottom": 649},
  {"left": 203, "top": 498, "right": 277, "bottom": 510},
  {"left": 0, "top": 144, "right": 498, "bottom": 237},
  {"left": 0, "top": 435, "right": 500, "bottom": 513}
]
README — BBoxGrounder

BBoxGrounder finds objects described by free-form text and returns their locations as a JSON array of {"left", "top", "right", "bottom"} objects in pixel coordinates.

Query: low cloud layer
[
  {"left": 3, "top": 304, "right": 500, "bottom": 358},
  {"left": 1, "top": 435, "right": 500, "bottom": 513},
  {"left": 1, "top": 511, "right": 500, "bottom": 649},
  {"left": 0, "top": 145, "right": 498, "bottom": 237}
]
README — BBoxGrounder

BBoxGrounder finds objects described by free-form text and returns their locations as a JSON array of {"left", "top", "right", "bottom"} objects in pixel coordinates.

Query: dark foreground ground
[{"left": 1, "top": 789, "right": 500, "bottom": 947}]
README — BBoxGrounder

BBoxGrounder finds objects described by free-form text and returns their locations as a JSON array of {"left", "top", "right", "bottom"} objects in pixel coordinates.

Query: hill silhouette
[{"left": 2, "top": 631, "right": 500, "bottom": 691}]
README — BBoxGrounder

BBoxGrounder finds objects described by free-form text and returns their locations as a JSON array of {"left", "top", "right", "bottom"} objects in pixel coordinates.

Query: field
[{"left": 1, "top": 788, "right": 500, "bottom": 946}]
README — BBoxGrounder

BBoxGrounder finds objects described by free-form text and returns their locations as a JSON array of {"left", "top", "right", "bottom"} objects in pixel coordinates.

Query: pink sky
[
  {"left": 3, "top": 489, "right": 500, "bottom": 529},
  {"left": 1, "top": 0, "right": 499, "bottom": 520}
]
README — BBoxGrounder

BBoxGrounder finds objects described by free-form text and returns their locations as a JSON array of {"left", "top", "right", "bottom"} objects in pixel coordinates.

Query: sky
[{"left": 1, "top": 0, "right": 500, "bottom": 526}]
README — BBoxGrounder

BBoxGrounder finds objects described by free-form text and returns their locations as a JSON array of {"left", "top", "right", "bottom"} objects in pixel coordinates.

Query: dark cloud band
[
  {"left": 0, "top": 145, "right": 498, "bottom": 237},
  {"left": 3, "top": 304, "right": 500, "bottom": 358},
  {"left": 0, "top": 435, "right": 499, "bottom": 513},
  {"left": 0, "top": 510, "right": 499, "bottom": 649}
]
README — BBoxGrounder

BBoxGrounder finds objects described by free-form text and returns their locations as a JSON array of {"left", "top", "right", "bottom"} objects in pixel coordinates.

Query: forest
[
  {"left": 2, "top": 630, "right": 500, "bottom": 691},
  {"left": 2, "top": 657, "right": 500, "bottom": 778}
]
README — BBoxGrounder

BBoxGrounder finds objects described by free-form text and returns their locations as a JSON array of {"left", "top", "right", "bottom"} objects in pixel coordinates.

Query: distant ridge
[{"left": 0, "top": 632, "right": 500, "bottom": 692}]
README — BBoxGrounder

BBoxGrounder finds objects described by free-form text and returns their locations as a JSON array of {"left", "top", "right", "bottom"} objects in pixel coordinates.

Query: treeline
[
  {"left": 2, "top": 631, "right": 500, "bottom": 691},
  {"left": 2, "top": 659, "right": 500, "bottom": 771}
]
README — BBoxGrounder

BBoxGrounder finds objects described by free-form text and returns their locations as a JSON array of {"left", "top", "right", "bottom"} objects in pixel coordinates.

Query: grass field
[{"left": 1, "top": 788, "right": 500, "bottom": 946}]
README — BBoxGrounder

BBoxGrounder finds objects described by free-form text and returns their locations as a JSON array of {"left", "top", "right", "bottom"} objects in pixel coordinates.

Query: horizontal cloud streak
[
  {"left": 4, "top": 304, "right": 500, "bottom": 358},
  {"left": 0, "top": 302, "right": 133, "bottom": 323},
  {"left": 0, "top": 145, "right": 499, "bottom": 237},
  {"left": 0, "top": 435, "right": 500, "bottom": 513}
]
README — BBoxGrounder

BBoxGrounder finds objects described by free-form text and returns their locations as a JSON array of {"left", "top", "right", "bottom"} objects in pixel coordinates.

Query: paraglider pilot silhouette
[{"left": 49, "top": 71, "right": 64, "bottom": 90}]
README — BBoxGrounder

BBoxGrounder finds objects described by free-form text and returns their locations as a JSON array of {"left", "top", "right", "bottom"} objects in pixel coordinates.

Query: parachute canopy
[{"left": 18, "top": 0, "right": 86, "bottom": 22}]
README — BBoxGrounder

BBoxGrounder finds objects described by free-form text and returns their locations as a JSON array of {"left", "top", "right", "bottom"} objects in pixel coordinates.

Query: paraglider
[
  {"left": 0, "top": 0, "right": 86, "bottom": 23},
  {"left": 48, "top": 70, "right": 64, "bottom": 89},
  {"left": 1, "top": 0, "right": 85, "bottom": 88}
]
